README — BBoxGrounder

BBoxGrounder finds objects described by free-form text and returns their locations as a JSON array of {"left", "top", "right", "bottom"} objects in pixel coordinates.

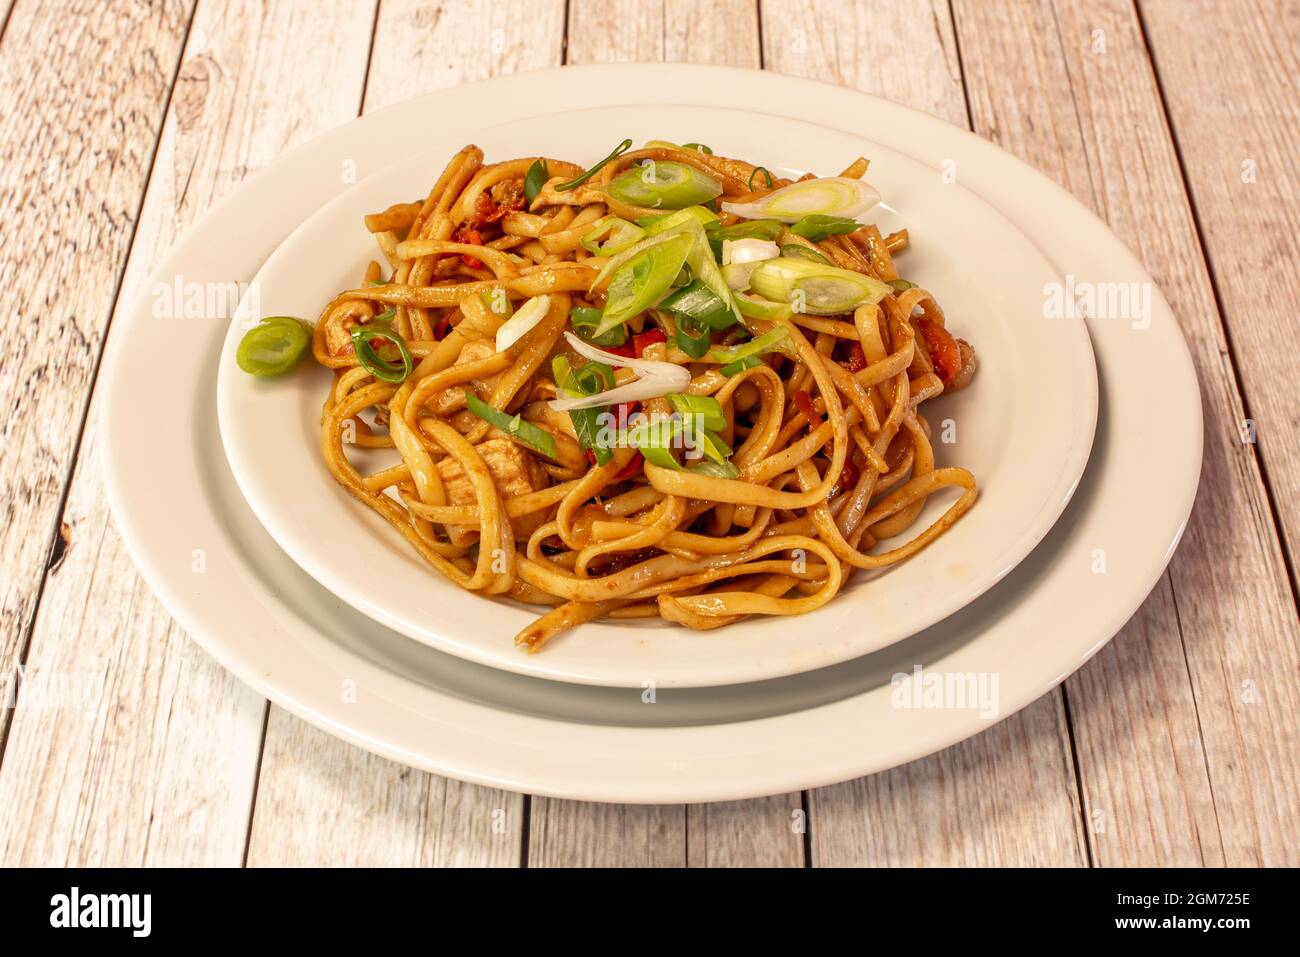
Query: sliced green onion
[
  {"left": 681, "top": 143, "right": 713, "bottom": 154},
  {"left": 579, "top": 216, "right": 646, "bottom": 255},
  {"left": 698, "top": 429, "right": 732, "bottom": 466},
  {"left": 723, "top": 176, "right": 881, "bottom": 223},
  {"left": 706, "top": 219, "right": 782, "bottom": 261},
  {"left": 671, "top": 313, "right": 710, "bottom": 359},
  {"left": 643, "top": 139, "right": 681, "bottom": 150},
  {"left": 236, "top": 316, "right": 312, "bottom": 377},
  {"left": 669, "top": 393, "right": 726, "bottom": 432},
  {"left": 748, "top": 257, "right": 891, "bottom": 316},
  {"left": 597, "top": 230, "right": 696, "bottom": 336},
  {"left": 570, "top": 305, "right": 626, "bottom": 347},
  {"left": 707, "top": 325, "right": 792, "bottom": 365},
  {"left": 351, "top": 324, "right": 413, "bottom": 383},
  {"left": 889, "top": 278, "right": 916, "bottom": 292},
  {"left": 720, "top": 261, "right": 759, "bottom": 291},
  {"left": 749, "top": 167, "right": 773, "bottom": 190},
  {"left": 366, "top": 278, "right": 390, "bottom": 287},
  {"left": 552, "top": 355, "right": 614, "bottom": 464},
  {"left": 607, "top": 160, "right": 723, "bottom": 210},
  {"left": 721, "top": 354, "right": 764, "bottom": 376},
  {"left": 637, "top": 205, "right": 720, "bottom": 235},
  {"left": 790, "top": 214, "right": 861, "bottom": 243},
  {"left": 780, "top": 244, "right": 831, "bottom": 265},
  {"left": 721, "top": 238, "right": 781, "bottom": 266},
  {"left": 734, "top": 292, "right": 794, "bottom": 324},
  {"left": 707, "top": 219, "right": 784, "bottom": 242},
  {"left": 688, "top": 459, "right": 740, "bottom": 479},
  {"left": 658, "top": 279, "right": 735, "bottom": 330},
  {"left": 465, "top": 393, "right": 557, "bottom": 459},
  {"left": 524, "top": 159, "right": 548, "bottom": 203},
  {"left": 679, "top": 224, "right": 743, "bottom": 329},
  {"left": 556, "top": 139, "right": 633, "bottom": 192},
  {"left": 626, "top": 416, "right": 684, "bottom": 470},
  {"left": 553, "top": 354, "right": 615, "bottom": 396}
]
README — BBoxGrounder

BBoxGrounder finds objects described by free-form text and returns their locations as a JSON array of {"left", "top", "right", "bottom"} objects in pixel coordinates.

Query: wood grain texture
[
  {"left": 246, "top": 708, "right": 522, "bottom": 867},
  {"left": 948, "top": 0, "right": 1219, "bottom": 868},
  {"left": 762, "top": 0, "right": 1088, "bottom": 867},
  {"left": 956, "top": 0, "right": 1300, "bottom": 865},
  {"left": 528, "top": 0, "right": 804, "bottom": 868},
  {"left": 1137, "top": 0, "right": 1300, "bottom": 570},
  {"left": 0, "top": 0, "right": 192, "bottom": 756},
  {"left": 0, "top": 0, "right": 1293, "bottom": 869},
  {"left": 760, "top": 0, "right": 966, "bottom": 126},
  {"left": 1130, "top": 0, "right": 1300, "bottom": 867},
  {"left": 566, "top": 0, "right": 760, "bottom": 65},
  {"left": 241, "top": 0, "right": 564, "bottom": 868},
  {"left": 1139, "top": 1, "right": 1300, "bottom": 563},
  {"left": 361, "top": 0, "right": 568, "bottom": 112},
  {"left": 0, "top": 0, "right": 376, "bottom": 866}
]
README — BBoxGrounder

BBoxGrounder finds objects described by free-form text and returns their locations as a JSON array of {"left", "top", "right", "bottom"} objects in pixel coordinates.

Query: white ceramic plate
[
  {"left": 101, "top": 65, "right": 1200, "bottom": 802},
  {"left": 215, "top": 105, "right": 1096, "bottom": 688}
]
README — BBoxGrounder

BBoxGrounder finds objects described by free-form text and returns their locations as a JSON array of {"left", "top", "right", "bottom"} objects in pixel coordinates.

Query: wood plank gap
[
  {"left": 945, "top": 0, "right": 975, "bottom": 128},
  {"left": 799, "top": 789, "right": 812, "bottom": 867},
  {"left": 1133, "top": 0, "right": 1300, "bottom": 605},
  {"left": 519, "top": 795, "right": 532, "bottom": 868},
  {"left": 0, "top": 0, "right": 15, "bottom": 51},
  {"left": 238, "top": 701, "right": 272, "bottom": 867},
  {"left": 1058, "top": 683, "right": 1096, "bottom": 866},
  {"left": 562, "top": 0, "right": 571, "bottom": 64},
  {"left": 356, "top": 0, "right": 384, "bottom": 115},
  {"left": 1162, "top": 569, "right": 1227, "bottom": 861}
]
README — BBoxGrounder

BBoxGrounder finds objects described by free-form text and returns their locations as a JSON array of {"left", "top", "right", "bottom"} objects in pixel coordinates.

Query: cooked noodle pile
[{"left": 311, "top": 143, "right": 977, "bottom": 652}]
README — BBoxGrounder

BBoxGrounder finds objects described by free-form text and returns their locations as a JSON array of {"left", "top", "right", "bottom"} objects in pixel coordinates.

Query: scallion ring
[
  {"left": 236, "top": 316, "right": 312, "bottom": 377},
  {"left": 779, "top": 244, "right": 832, "bottom": 265},
  {"left": 607, "top": 160, "right": 723, "bottom": 210},
  {"left": 749, "top": 166, "right": 774, "bottom": 190},
  {"left": 351, "top": 324, "right": 414, "bottom": 383}
]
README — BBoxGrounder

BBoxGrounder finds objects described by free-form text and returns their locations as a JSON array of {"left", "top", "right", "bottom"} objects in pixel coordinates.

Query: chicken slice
[
  {"left": 435, "top": 438, "right": 542, "bottom": 546},
  {"left": 431, "top": 339, "right": 503, "bottom": 415}
]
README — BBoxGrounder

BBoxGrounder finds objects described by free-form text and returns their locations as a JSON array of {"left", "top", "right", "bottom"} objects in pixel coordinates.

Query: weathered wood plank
[
  {"left": 246, "top": 709, "right": 522, "bottom": 867},
  {"left": 0, "top": 0, "right": 376, "bottom": 866},
  {"left": 567, "top": 0, "right": 760, "bottom": 65},
  {"left": 1138, "top": 0, "right": 1300, "bottom": 571},
  {"left": 360, "top": 0, "right": 567, "bottom": 111},
  {"left": 761, "top": 0, "right": 966, "bottom": 126},
  {"left": 0, "top": 0, "right": 192, "bottom": 759},
  {"left": 957, "top": 0, "right": 1300, "bottom": 865},
  {"left": 762, "top": 0, "right": 1089, "bottom": 867},
  {"left": 242, "top": 0, "right": 566, "bottom": 867},
  {"left": 948, "top": 0, "right": 1220, "bottom": 867}
]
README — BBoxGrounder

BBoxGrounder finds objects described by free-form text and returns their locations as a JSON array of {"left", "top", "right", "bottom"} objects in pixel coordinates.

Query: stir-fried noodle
[{"left": 307, "top": 143, "right": 978, "bottom": 652}]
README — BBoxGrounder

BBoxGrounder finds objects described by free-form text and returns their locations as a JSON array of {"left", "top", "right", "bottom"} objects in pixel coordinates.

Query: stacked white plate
[{"left": 102, "top": 65, "right": 1201, "bottom": 803}]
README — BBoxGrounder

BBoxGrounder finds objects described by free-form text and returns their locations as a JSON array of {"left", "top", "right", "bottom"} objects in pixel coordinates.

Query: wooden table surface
[{"left": 1, "top": 0, "right": 1296, "bottom": 867}]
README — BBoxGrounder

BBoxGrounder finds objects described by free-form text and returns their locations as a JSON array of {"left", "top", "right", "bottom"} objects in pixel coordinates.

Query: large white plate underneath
[{"left": 101, "top": 65, "right": 1200, "bottom": 802}]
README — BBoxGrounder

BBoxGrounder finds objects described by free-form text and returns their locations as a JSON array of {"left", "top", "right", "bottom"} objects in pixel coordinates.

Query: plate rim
[
  {"left": 100, "top": 63, "right": 1201, "bottom": 802},
  {"left": 213, "top": 104, "right": 1098, "bottom": 687}
]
